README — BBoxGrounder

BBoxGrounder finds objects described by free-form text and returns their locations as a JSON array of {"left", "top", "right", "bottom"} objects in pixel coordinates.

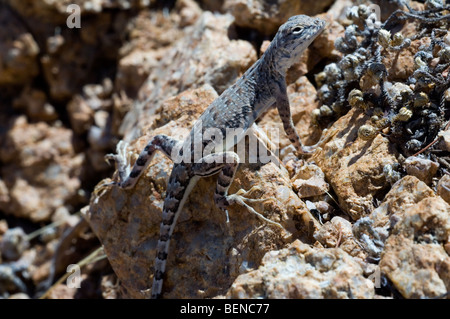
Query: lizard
[{"left": 107, "top": 14, "right": 326, "bottom": 299}]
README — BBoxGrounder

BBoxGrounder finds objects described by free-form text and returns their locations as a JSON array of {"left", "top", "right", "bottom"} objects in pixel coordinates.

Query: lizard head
[{"left": 269, "top": 15, "right": 326, "bottom": 73}]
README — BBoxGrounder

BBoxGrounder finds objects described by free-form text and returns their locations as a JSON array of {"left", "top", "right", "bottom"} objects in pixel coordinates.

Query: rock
[
  {"left": 291, "top": 163, "right": 329, "bottom": 198},
  {"left": 373, "top": 176, "right": 436, "bottom": 225},
  {"left": 67, "top": 79, "right": 115, "bottom": 171},
  {"left": 313, "top": 13, "right": 345, "bottom": 60},
  {"left": 380, "top": 197, "right": 450, "bottom": 299},
  {"left": 223, "top": 0, "right": 334, "bottom": 35},
  {"left": 312, "top": 108, "right": 399, "bottom": 220},
  {"left": 0, "top": 7, "right": 39, "bottom": 86},
  {"left": 314, "top": 216, "right": 366, "bottom": 260},
  {"left": 226, "top": 239, "right": 374, "bottom": 298},
  {"left": 122, "top": 11, "right": 257, "bottom": 141},
  {"left": 5, "top": 0, "right": 151, "bottom": 25},
  {"left": 351, "top": 176, "right": 435, "bottom": 259},
  {"left": 437, "top": 174, "right": 450, "bottom": 205},
  {"left": 12, "top": 87, "right": 58, "bottom": 122},
  {"left": 0, "top": 227, "right": 29, "bottom": 261},
  {"left": 326, "top": 0, "right": 355, "bottom": 21},
  {"left": 383, "top": 35, "right": 431, "bottom": 81},
  {"left": 116, "top": 1, "right": 202, "bottom": 97},
  {"left": 40, "top": 22, "right": 119, "bottom": 101},
  {"left": 437, "top": 129, "right": 450, "bottom": 152},
  {"left": 0, "top": 116, "right": 85, "bottom": 222},
  {"left": 4, "top": 0, "right": 145, "bottom": 101},
  {"left": 87, "top": 86, "right": 320, "bottom": 298},
  {"left": 0, "top": 220, "right": 7, "bottom": 236},
  {"left": 116, "top": 49, "right": 161, "bottom": 98},
  {"left": 67, "top": 95, "right": 95, "bottom": 135},
  {"left": 404, "top": 156, "right": 439, "bottom": 185}
]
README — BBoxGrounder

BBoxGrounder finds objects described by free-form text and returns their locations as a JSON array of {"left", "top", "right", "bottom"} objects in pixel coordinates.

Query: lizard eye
[{"left": 292, "top": 27, "right": 303, "bottom": 34}]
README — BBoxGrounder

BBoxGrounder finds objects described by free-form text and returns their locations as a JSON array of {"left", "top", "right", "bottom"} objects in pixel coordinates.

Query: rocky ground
[{"left": 0, "top": 0, "right": 449, "bottom": 299}]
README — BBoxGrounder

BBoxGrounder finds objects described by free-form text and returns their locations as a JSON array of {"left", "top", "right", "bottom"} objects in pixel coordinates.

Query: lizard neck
[{"left": 261, "top": 38, "right": 292, "bottom": 78}]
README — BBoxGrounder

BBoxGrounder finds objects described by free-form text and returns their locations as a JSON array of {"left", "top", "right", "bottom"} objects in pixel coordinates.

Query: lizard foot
[
  {"left": 217, "top": 186, "right": 284, "bottom": 230},
  {"left": 105, "top": 140, "right": 132, "bottom": 185}
]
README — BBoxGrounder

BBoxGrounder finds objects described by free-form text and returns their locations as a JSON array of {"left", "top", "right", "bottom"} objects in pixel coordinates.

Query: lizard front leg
[
  {"left": 107, "top": 134, "right": 181, "bottom": 189},
  {"left": 191, "top": 152, "right": 284, "bottom": 229},
  {"left": 276, "top": 84, "right": 322, "bottom": 155}
]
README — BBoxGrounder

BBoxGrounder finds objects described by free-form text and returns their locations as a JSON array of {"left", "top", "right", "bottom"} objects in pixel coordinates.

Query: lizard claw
[
  {"left": 234, "top": 186, "right": 278, "bottom": 205},
  {"left": 226, "top": 193, "right": 285, "bottom": 230}
]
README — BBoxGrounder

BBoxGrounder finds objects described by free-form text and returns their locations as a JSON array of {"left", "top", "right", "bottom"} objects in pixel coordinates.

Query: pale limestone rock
[
  {"left": 226, "top": 239, "right": 374, "bottom": 298},
  {"left": 291, "top": 163, "right": 329, "bottom": 198},
  {"left": 404, "top": 156, "right": 439, "bottom": 185},
  {"left": 380, "top": 197, "right": 450, "bottom": 298},
  {"left": 351, "top": 176, "right": 435, "bottom": 260}
]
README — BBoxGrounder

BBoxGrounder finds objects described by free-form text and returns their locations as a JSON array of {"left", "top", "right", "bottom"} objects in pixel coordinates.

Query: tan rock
[
  {"left": 122, "top": 11, "right": 257, "bottom": 141},
  {"left": 13, "top": 88, "right": 58, "bottom": 122},
  {"left": 87, "top": 86, "right": 320, "bottom": 298},
  {"left": 5, "top": 0, "right": 152, "bottom": 24},
  {"left": 313, "top": 13, "right": 345, "bottom": 59},
  {"left": 372, "top": 175, "right": 436, "bottom": 227},
  {"left": 291, "top": 163, "right": 329, "bottom": 198},
  {"left": 404, "top": 156, "right": 439, "bottom": 185},
  {"left": 0, "top": 220, "right": 7, "bottom": 236},
  {"left": 116, "top": 49, "right": 161, "bottom": 98},
  {"left": 45, "top": 283, "right": 79, "bottom": 299},
  {"left": 0, "top": 9, "right": 39, "bottom": 86},
  {"left": 223, "top": 0, "right": 334, "bottom": 35},
  {"left": 11, "top": 0, "right": 166, "bottom": 101},
  {"left": 380, "top": 197, "right": 450, "bottom": 299},
  {"left": 351, "top": 176, "right": 436, "bottom": 260},
  {"left": 0, "top": 116, "right": 84, "bottom": 222},
  {"left": 314, "top": 216, "right": 366, "bottom": 260},
  {"left": 384, "top": 36, "right": 431, "bottom": 81},
  {"left": 67, "top": 95, "right": 95, "bottom": 135},
  {"left": 116, "top": 2, "right": 202, "bottom": 97},
  {"left": 226, "top": 239, "right": 374, "bottom": 298},
  {"left": 437, "top": 174, "right": 450, "bottom": 205},
  {"left": 438, "top": 129, "right": 450, "bottom": 152},
  {"left": 7, "top": 293, "right": 30, "bottom": 299},
  {"left": 312, "top": 108, "right": 399, "bottom": 220}
]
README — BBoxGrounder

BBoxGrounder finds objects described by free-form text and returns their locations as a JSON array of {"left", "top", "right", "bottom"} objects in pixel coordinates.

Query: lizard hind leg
[{"left": 192, "top": 152, "right": 284, "bottom": 230}]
